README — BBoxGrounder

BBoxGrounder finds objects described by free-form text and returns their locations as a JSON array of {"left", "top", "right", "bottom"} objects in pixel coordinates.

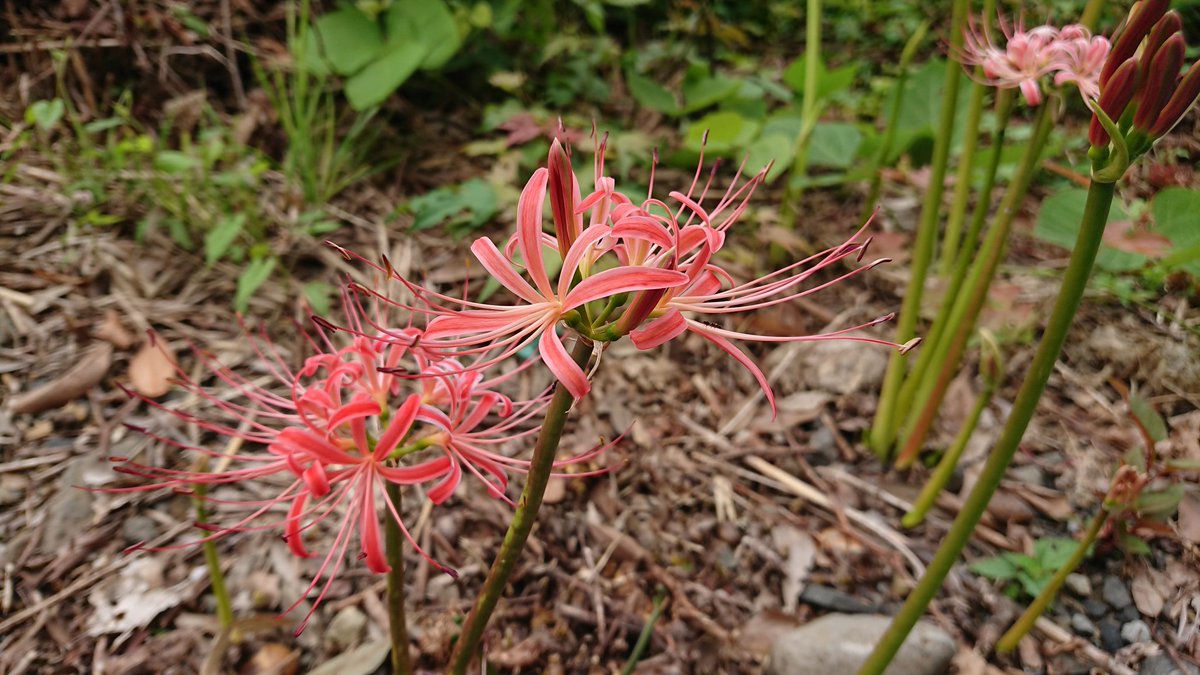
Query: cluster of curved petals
[
  {"left": 106, "top": 303, "right": 562, "bottom": 630},
  {"left": 961, "top": 19, "right": 1109, "bottom": 105}
]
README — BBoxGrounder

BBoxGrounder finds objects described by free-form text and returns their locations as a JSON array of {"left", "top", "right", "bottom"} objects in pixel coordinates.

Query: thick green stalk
[
  {"left": 893, "top": 98, "right": 1050, "bottom": 468},
  {"left": 894, "top": 89, "right": 1016, "bottom": 427},
  {"left": 937, "top": 81, "right": 988, "bottom": 277},
  {"left": 861, "top": 22, "right": 929, "bottom": 223},
  {"left": 868, "top": 0, "right": 969, "bottom": 457},
  {"left": 1080, "top": 0, "right": 1105, "bottom": 31},
  {"left": 385, "top": 482, "right": 412, "bottom": 675},
  {"left": 448, "top": 339, "right": 592, "bottom": 673},
  {"left": 858, "top": 179, "right": 1117, "bottom": 675},
  {"left": 901, "top": 373, "right": 996, "bottom": 528},
  {"left": 781, "top": 0, "right": 823, "bottom": 225},
  {"left": 996, "top": 506, "right": 1109, "bottom": 652}
]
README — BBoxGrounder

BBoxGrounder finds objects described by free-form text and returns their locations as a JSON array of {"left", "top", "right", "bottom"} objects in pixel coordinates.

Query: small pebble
[
  {"left": 1118, "top": 604, "right": 1140, "bottom": 622},
  {"left": 1008, "top": 464, "right": 1046, "bottom": 486},
  {"left": 1101, "top": 575, "right": 1133, "bottom": 609},
  {"left": 1141, "top": 653, "right": 1200, "bottom": 675},
  {"left": 1063, "top": 573, "right": 1091, "bottom": 597},
  {"left": 1070, "top": 613, "right": 1096, "bottom": 636},
  {"left": 1083, "top": 598, "right": 1108, "bottom": 619},
  {"left": 1098, "top": 617, "right": 1123, "bottom": 652},
  {"left": 1120, "top": 619, "right": 1151, "bottom": 644}
]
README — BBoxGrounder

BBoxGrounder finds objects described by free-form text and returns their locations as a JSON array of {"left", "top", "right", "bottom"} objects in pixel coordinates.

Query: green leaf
[
  {"left": 1136, "top": 484, "right": 1186, "bottom": 518},
  {"left": 1166, "top": 458, "right": 1200, "bottom": 471},
  {"left": 625, "top": 68, "right": 680, "bottom": 115},
  {"left": 969, "top": 555, "right": 1019, "bottom": 580},
  {"left": 344, "top": 42, "right": 429, "bottom": 110},
  {"left": 313, "top": 7, "right": 384, "bottom": 75},
  {"left": 1034, "top": 188, "right": 1141, "bottom": 272},
  {"left": 781, "top": 56, "right": 857, "bottom": 100},
  {"left": 1119, "top": 533, "right": 1153, "bottom": 555},
  {"left": 204, "top": 213, "right": 246, "bottom": 265},
  {"left": 303, "top": 281, "right": 334, "bottom": 316},
  {"left": 235, "top": 256, "right": 276, "bottom": 313},
  {"left": 807, "top": 122, "right": 863, "bottom": 169},
  {"left": 681, "top": 65, "right": 741, "bottom": 114},
  {"left": 1129, "top": 392, "right": 1168, "bottom": 443},
  {"left": 386, "top": 0, "right": 461, "bottom": 70},
  {"left": 154, "top": 150, "right": 200, "bottom": 174},
  {"left": 683, "top": 111, "right": 759, "bottom": 155},
  {"left": 26, "top": 99, "right": 65, "bottom": 131},
  {"left": 1034, "top": 537, "right": 1081, "bottom": 571},
  {"left": 83, "top": 117, "right": 125, "bottom": 134},
  {"left": 405, "top": 179, "right": 498, "bottom": 235},
  {"left": 743, "top": 134, "right": 794, "bottom": 184},
  {"left": 1152, "top": 187, "right": 1200, "bottom": 275}
]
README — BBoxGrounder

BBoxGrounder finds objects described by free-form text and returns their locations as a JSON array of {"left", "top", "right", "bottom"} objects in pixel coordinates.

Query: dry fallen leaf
[
  {"left": 10, "top": 342, "right": 113, "bottom": 413},
  {"left": 1131, "top": 567, "right": 1166, "bottom": 617},
  {"left": 242, "top": 643, "right": 299, "bottom": 675},
  {"left": 1177, "top": 494, "right": 1200, "bottom": 545},
  {"left": 94, "top": 309, "right": 135, "bottom": 349},
  {"left": 307, "top": 639, "right": 390, "bottom": 675},
  {"left": 772, "top": 525, "right": 816, "bottom": 614},
  {"left": 128, "top": 339, "right": 176, "bottom": 398}
]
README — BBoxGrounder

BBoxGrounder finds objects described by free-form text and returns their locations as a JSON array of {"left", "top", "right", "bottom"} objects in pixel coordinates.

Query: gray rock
[
  {"left": 1098, "top": 617, "right": 1123, "bottom": 652},
  {"left": 325, "top": 605, "right": 367, "bottom": 652},
  {"left": 1083, "top": 598, "right": 1108, "bottom": 619},
  {"left": 1102, "top": 575, "right": 1133, "bottom": 609},
  {"left": 799, "top": 585, "right": 875, "bottom": 614},
  {"left": 1063, "top": 573, "right": 1092, "bottom": 597},
  {"left": 1008, "top": 464, "right": 1046, "bottom": 486},
  {"left": 1070, "top": 613, "right": 1096, "bottom": 636},
  {"left": 1142, "top": 653, "right": 1200, "bottom": 675},
  {"left": 121, "top": 515, "right": 159, "bottom": 544},
  {"left": 1120, "top": 619, "right": 1151, "bottom": 644},
  {"left": 765, "top": 613, "right": 955, "bottom": 675}
]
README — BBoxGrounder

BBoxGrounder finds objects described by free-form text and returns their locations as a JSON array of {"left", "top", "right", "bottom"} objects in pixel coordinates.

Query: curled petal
[{"left": 539, "top": 327, "right": 590, "bottom": 399}]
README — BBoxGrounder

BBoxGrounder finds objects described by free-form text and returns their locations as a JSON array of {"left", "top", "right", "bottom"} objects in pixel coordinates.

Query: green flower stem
[
  {"left": 995, "top": 505, "right": 1109, "bottom": 653},
  {"left": 901, "top": 372, "right": 996, "bottom": 529},
  {"left": 1080, "top": 0, "right": 1105, "bottom": 31},
  {"left": 896, "top": 89, "right": 1016, "bottom": 429},
  {"left": 937, "top": 82, "right": 987, "bottom": 277},
  {"left": 781, "top": 0, "right": 823, "bottom": 225},
  {"left": 385, "top": 481, "right": 412, "bottom": 675},
  {"left": 858, "top": 178, "right": 1117, "bottom": 675},
  {"left": 193, "top": 463, "right": 233, "bottom": 630},
  {"left": 893, "top": 97, "right": 1050, "bottom": 468},
  {"left": 621, "top": 588, "right": 667, "bottom": 675},
  {"left": 448, "top": 338, "right": 593, "bottom": 674},
  {"left": 868, "top": 0, "right": 969, "bottom": 457},
  {"left": 861, "top": 21, "right": 929, "bottom": 223}
]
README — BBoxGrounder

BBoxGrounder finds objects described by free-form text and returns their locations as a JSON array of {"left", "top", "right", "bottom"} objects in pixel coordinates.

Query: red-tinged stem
[
  {"left": 448, "top": 338, "right": 592, "bottom": 674},
  {"left": 385, "top": 481, "right": 412, "bottom": 675},
  {"left": 858, "top": 178, "right": 1117, "bottom": 675}
]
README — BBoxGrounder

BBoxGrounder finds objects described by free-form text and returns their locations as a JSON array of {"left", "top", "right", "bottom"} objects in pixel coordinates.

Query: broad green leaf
[
  {"left": 1136, "top": 484, "right": 1186, "bottom": 517},
  {"left": 314, "top": 7, "right": 384, "bottom": 75},
  {"left": 1119, "top": 533, "right": 1153, "bottom": 555},
  {"left": 154, "top": 150, "right": 200, "bottom": 174},
  {"left": 344, "top": 42, "right": 429, "bottom": 110},
  {"left": 1152, "top": 187, "right": 1200, "bottom": 275},
  {"left": 1034, "top": 188, "right": 1141, "bottom": 272},
  {"left": 235, "top": 256, "right": 276, "bottom": 313},
  {"left": 205, "top": 213, "right": 246, "bottom": 265},
  {"left": 84, "top": 117, "right": 124, "bottom": 134},
  {"left": 781, "top": 56, "right": 858, "bottom": 100},
  {"left": 303, "top": 281, "right": 334, "bottom": 316},
  {"left": 681, "top": 64, "right": 741, "bottom": 114},
  {"left": 1129, "top": 392, "right": 1168, "bottom": 443},
  {"left": 683, "top": 111, "right": 759, "bottom": 154},
  {"left": 807, "top": 122, "right": 863, "bottom": 169},
  {"left": 969, "top": 554, "right": 1018, "bottom": 580},
  {"left": 406, "top": 178, "right": 498, "bottom": 236},
  {"left": 744, "top": 134, "right": 794, "bottom": 183},
  {"left": 387, "top": 0, "right": 461, "bottom": 70},
  {"left": 1166, "top": 458, "right": 1200, "bottom": 471},
  {"left": 26, "top": 99, "right": 65, "bottom": 131},
  {"left": 625, "top": 68, "right": 679, "bottom": 115}
]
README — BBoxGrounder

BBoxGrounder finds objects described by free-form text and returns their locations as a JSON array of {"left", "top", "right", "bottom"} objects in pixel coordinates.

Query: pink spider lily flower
[
  {"left": 362, "top": 141, "right": 690, "bottom": 401},
  {"left": 583, "top": 146, "right": 913, "bottom": 414},
  {"left": 106, "top": 309, "right": 461, "bottom": 632},
  {"left": 1050, "top": 26, "right": 1111, "bottom": 101},
  {"left": 960, "top": 17, "right": 1062, "bottom": 105}
]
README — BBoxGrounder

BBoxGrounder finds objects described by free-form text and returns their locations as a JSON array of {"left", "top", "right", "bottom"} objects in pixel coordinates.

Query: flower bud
[
  {"left": 1102, "top": 0, "right": 1170, "bottom": 86},
  {"left": 1133, "top": 12, "right": 1182, "bottom": 93},
  {"left": 1090, "top": 59, "right": 1138, "bottom": 147},
  {"left": 1133, "top": 33, "right": 1186, "bottom": 131},
  {"left": 1150, "top": 60, "right": 1200, "bottom": 137},
  {"left": 547, "top": 138, "right": 581, "bottom": 257}
]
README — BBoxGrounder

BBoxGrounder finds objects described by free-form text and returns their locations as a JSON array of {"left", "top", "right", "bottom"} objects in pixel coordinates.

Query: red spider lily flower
[
  {"left": 961, "top": 18, "right": 1062, "bottom": 105},
  {"left": 369, "top": 142, "right": 690, "bottom": 400},
  {"left": 577, "top": 146, "right": 913, "bottom": 414},
  {"left": 1050, "top": 26, "right": 1110, "bottom": 101},
  {"left": 106, "top": 305, "right": 465, "bottom": 632}
]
